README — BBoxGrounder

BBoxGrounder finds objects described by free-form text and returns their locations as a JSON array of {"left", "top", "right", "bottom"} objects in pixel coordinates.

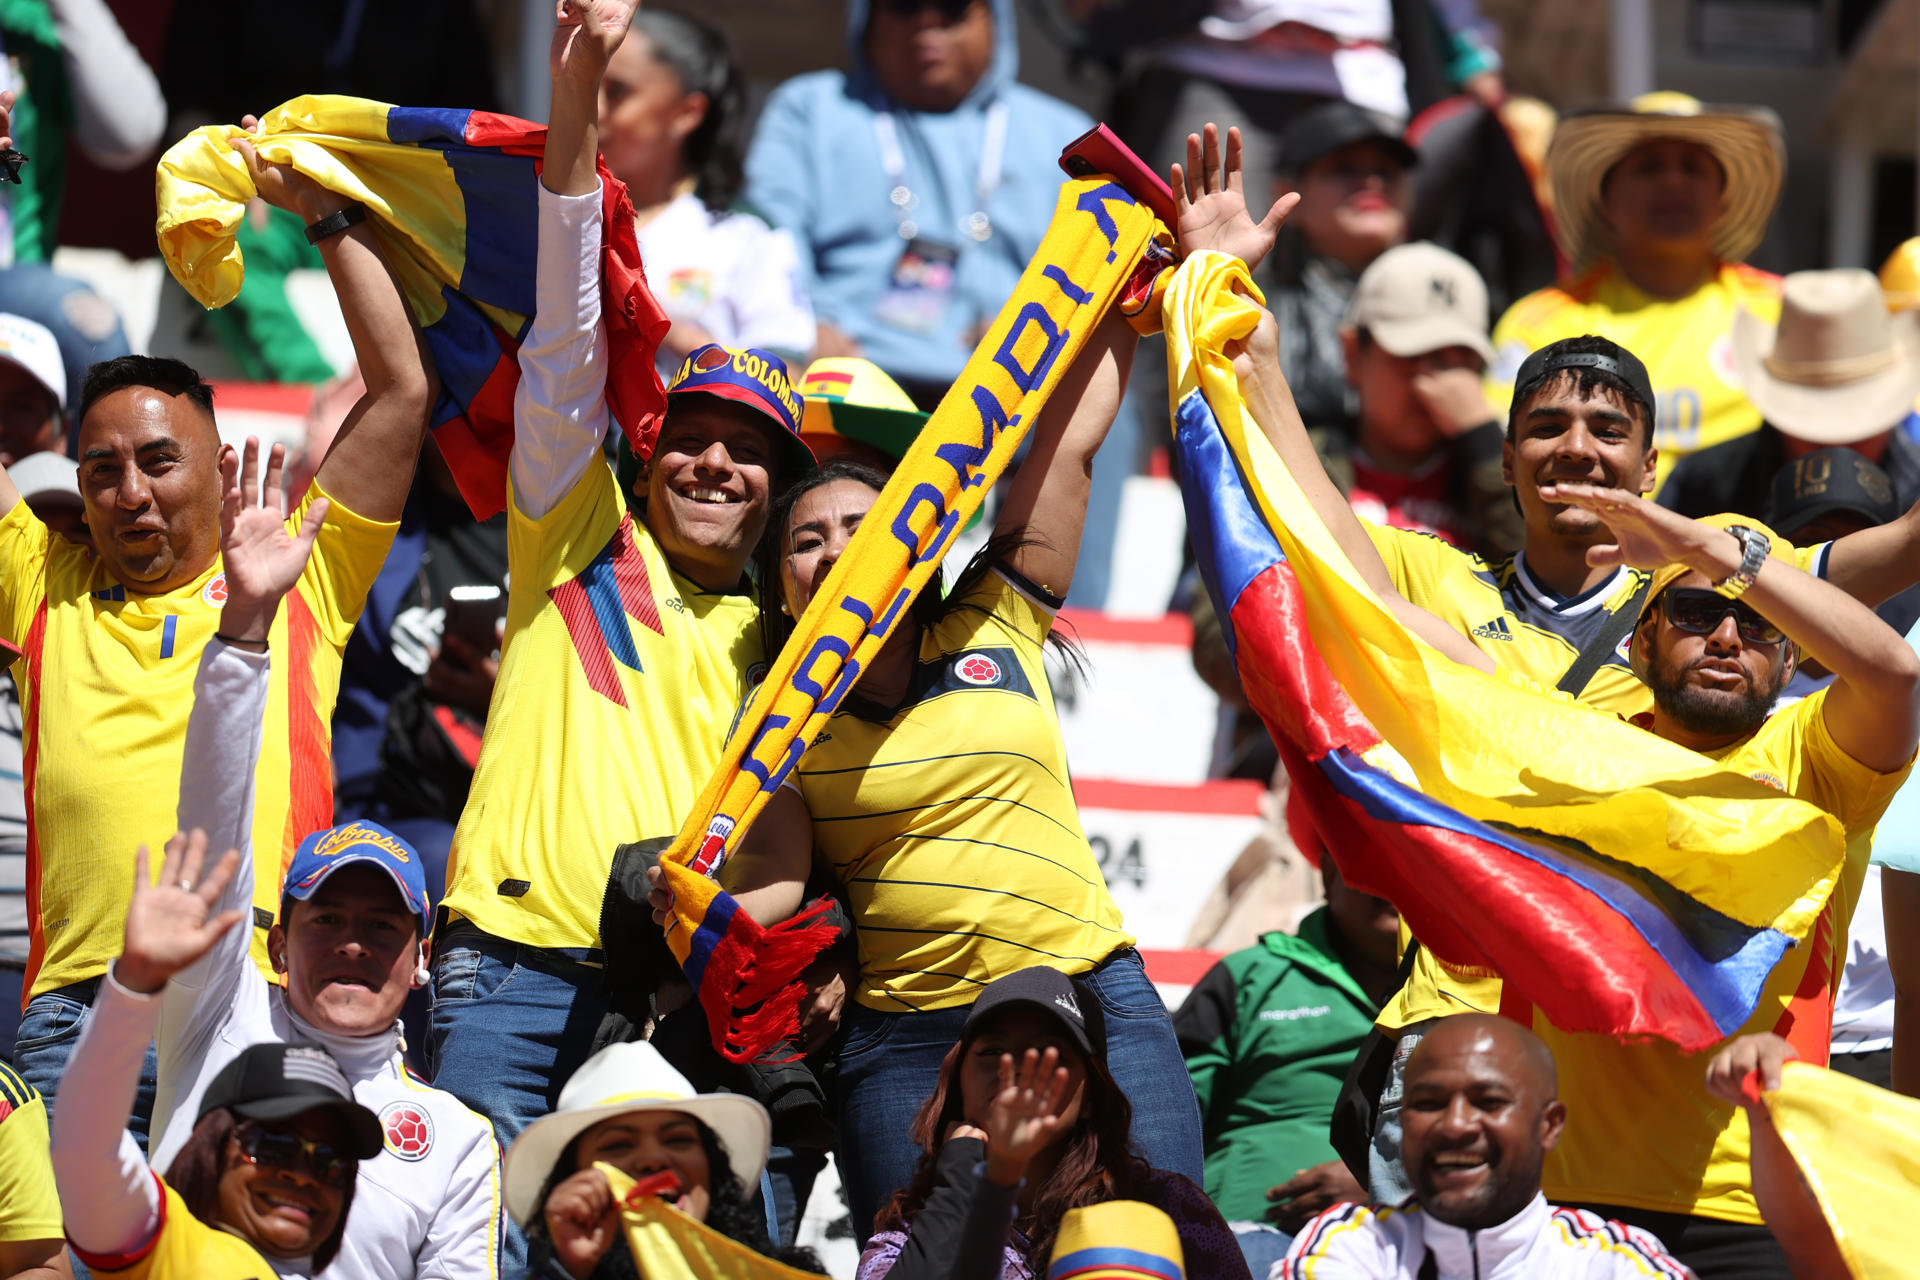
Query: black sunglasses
[
  {"left": 234, "top": 1120, "right": 356, "bottom": 1189},
  {"left": 878, "top": 0, "right": 978, "bottom": 19},
  {"left": 1660, "top": 587, "right": 1784, "bottom": 646}
]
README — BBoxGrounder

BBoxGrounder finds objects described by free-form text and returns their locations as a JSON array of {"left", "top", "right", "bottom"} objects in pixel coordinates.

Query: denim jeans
[
  {"left": 427, "top": 927, "right": 609, "bottom": 1279},
  {"left": 13, "top": 982, "right": 158, "bottom": 1154},
  {"left": 834, "top": 948, "right": 1204, "bottom": 1245},
  {"left": 1369, "top": 1023, "right": 1431, "bottom": 1205},
  {"left": 1230, "top": 1223, "right": 1295, "bottom": 1276}
]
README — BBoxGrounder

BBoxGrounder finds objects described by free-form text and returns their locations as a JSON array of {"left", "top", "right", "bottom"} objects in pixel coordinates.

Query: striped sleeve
[
  {"left": 1277, "top": 1203, "right": 1390, "bottom": 1278},
  {"left": 1549, "top": 1207, "right": 1696, "bottom": 1279}
]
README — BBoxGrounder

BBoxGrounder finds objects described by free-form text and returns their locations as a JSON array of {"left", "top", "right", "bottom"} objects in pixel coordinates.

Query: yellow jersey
[
  {"left": 442, "top": 462, "right": 762, "bottom": 953},
  {"left": 1539, "top": 690, "right": 1912, "bottom": 1223},
  {"left": 0, "top": 1062, "right": 59, "bottom": 1245},
  {"left": 777, "top": 570, "right": 1132, "bottom": 1012},
  {"left": 0, "top": 486, "right": 393, "bottom": 999},
  {"left": 1489, "top": 261, "right": 1783, "bottom": 492},
  {"left": 74, "top": 1180, "right": 279, "bottom": 1279}
]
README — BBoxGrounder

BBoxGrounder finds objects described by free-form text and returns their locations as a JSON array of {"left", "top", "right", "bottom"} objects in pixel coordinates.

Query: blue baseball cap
[
  {"left": 283, "top": 821, "right": 430, "bottom": 935},
  {"left": 664, "top": 344, "right": 816, "bottom": 481}
]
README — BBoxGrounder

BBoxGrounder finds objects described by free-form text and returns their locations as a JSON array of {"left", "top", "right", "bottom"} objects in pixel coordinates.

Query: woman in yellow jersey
[
  {"left": 679, "top": 309, "right": 1203, "bottom": 1243},
  {"left": 50, "top": 836, "right": 382, "bottom": 1279}
]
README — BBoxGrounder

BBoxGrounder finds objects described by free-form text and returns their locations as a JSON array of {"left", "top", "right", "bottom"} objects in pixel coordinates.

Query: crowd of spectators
[{"left": 0, "top": 2, "right": 1918, "bottom": 1280}]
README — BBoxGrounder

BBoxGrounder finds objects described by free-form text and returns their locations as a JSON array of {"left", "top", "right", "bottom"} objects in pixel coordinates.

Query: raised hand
[
  {"left": 543, "top": 1167, "right": 619, "bottom": 1280},
  {"left": 1537, "top": 482, "right": 1729, "bottom": 572},
  {"left": 982, "top": 1047, "right": 1073, "bottom": 1187},
  {"left": 1172, "top": 123, "right": 1299, "bottom": 273},
  {"left": 116, "top": 830, "right": 247, "bottom": 995},
  {"left": 218, "top": 437, "right": 328, "bottom": 645},
  {"left": 1704, "top": 1032, "right": 1799, "bottom": 1110},
  {"left": 551, "top": 0, "right": 643, "bottom": 88},
  {"left": 230, "top": 115, "right": 345, "bottom": 222}
]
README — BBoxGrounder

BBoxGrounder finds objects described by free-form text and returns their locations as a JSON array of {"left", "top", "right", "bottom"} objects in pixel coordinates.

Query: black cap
[
  {"left": 1512, "top": 338, "right": 1658, "bottom": 437},
  {"left": 962, "top": 966, "right": 1098, "bottom": 1056},
  {"left": 1765, "top": 447, "right": 1899, "bottom": 537},
  {"left": 198, "top": 1043, "right": 384, "bottom": 1159},
  {"left": 1278, "top": 100, "right": 1418, "bottom": 176}
]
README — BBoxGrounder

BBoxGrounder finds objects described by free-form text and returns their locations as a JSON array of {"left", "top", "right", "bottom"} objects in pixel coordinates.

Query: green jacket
[{"left": 1173, "top": 909, "right": 1380, "bottom": 1222}]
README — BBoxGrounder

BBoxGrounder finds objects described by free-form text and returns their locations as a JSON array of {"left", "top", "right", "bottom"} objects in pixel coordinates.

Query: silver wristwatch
[{"left": 1712, "top": 525, "right": 1769, "bottom": 599}]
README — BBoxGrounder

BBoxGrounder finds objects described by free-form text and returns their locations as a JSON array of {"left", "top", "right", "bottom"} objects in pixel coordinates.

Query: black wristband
[
  {"left": 305, "top": 203, "right": 367, "bottom": 245},
  {"left": 214, "top": 632, "right": 269, "bottom": 652}
]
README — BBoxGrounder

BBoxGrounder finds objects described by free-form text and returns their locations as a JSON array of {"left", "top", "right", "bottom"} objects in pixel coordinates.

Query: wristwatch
[
  {"left": 1711, "top": 525, "right": 1769, "bottom": 599},
  {"left": 305, "top": 203, "right": 367, "bottom": 245}
]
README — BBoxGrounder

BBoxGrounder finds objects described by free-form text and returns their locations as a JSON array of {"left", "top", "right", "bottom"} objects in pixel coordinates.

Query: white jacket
[
  {"left": 1275, "top": 1195, "right": 1694, "bottom": 1280},
  {"left": 148, "top": 640, "right": 502, "bottom": 1280}
]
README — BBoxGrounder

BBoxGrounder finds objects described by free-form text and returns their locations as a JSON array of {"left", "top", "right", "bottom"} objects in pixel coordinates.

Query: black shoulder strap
[
  {"left": 1556, "top": 576, "right": 1652, "bottom": 697},
  {"left": 1417, "top": 1249, "right": 1440, "bottom": 1280}
]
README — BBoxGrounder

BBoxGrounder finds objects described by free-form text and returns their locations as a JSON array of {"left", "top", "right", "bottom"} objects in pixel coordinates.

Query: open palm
[
  {"left": 118, "top": 830, "right": 247, "bottom": 994},
  {"left": 220, "top": 437, "right": 326, "bottom": 609},
  {"left": 1539, "top": 482, "right": 1708, "bottom": 570},
  {"left": 551, "top": 0, "right": 641, "bottom": 85},
  {"left": 1173, "top": 123, "right": 1298, "bottom": 273},
  {"left": 983, "top": 1047, "right": 1073, "bottom": 1183}
]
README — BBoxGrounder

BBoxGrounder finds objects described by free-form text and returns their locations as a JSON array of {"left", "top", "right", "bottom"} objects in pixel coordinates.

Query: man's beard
[{"left": 1646, "top": 653, "right": 1783, "bottom": 739}]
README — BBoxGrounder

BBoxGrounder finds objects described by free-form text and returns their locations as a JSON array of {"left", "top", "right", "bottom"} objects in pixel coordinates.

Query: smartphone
[
  {"left": 1058, "top": 123, "right": 1178, "bottom": 228},
  {"left": 442, "top": 584, "right": 505, "bottom": 656}
]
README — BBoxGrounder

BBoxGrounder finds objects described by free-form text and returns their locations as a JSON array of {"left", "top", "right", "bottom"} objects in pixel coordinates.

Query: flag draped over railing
[
  {"left": 155, "top": 95, "right": 671, "bottom": 519},
  {"left": 1165, "top": 250, "right": 1846, "bottom": 1050}
]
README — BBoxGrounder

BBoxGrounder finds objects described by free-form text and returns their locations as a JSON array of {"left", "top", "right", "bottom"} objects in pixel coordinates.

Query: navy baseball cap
[
  {"left": 1511, "top": 337, "right": 1658, "bottom": 436},
  {"left": 666, "top": 344, "right": 816, "bottom": 479},
  {"left": 284, "top": 821, "right": 430, "bottom": 935}
]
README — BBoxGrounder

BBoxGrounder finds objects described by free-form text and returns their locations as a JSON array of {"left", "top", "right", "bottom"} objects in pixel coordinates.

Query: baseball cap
[
  {"left": 0, "top": 313, "right": 65, "bottom": 411},
  {"left": 665, "top": 344, "right": 816, "bottom": 481},
  {"left": 1278, "top": 100, "right": 1418, "bottom": 176},
  {"left": 962, "top": 966, "right": 1098, "bottom": 1057},
  {"left": 197, "top": 1041, "right": 384, "bottom": 1158},
  {"left": 1346, "top": 242, "right": 1494, "bottom": 365},
  {"left": 283, "top": 821, "right": 430, "bottom": 936},
  {"left": 1765, "top": 447, "right": 1898, "bottom": 538},
  {"left": 1511, "top": 338, "right": 1658, "bottom": 438},
  {"left": 7, "top": 450, "right": 79, "bottom": 505}
]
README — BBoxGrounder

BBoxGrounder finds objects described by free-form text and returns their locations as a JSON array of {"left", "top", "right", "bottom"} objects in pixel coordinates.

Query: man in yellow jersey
[
  {"left": 424, "top": 4, "right": 814, "bottom": 1270},
  {"left": 0, "top": 106, "right": 432, "bottom": 1146},
  {"left": 1487, "top": 94, "right": 1786, "bottom": 491}
]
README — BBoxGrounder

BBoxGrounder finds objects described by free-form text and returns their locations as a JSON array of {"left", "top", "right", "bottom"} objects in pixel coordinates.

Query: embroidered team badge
[
  {"left": 1749, "top": 771, "right": 1785, "bottom": 792},
  {"left": 202, "top": 573, "right": 228, "bottom": 607},
  {"left": 955, "top": 652, "right": 1003, "bottom": 686},
  {"left": 380, "top": 1101, "right": 433, "bottom": 1161}
]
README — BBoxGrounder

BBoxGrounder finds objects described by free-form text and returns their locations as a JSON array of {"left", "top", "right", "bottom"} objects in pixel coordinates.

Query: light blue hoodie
[{"left": 744, "top": 0, "right": 1092, "bottom": 391}]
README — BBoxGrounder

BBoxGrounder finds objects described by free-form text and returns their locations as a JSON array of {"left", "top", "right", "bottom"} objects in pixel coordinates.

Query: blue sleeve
[{"left": 743, "top": 83, "right": 832, "bottom": 324}]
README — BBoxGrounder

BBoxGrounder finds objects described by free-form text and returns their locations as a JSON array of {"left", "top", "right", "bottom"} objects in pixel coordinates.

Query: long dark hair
[
  {"left": 751, "top": 460, "right": 1084, "bottom": 681},
  {"left": 875, "top": 1002, "right": 1148, "bottom": 1262},
  {"left": 630, "top": 11, "right": 747, "bottom": 211},
  {"left": 166, "top": 1108, "right": 355, "bottom": 1272},
  {"left": 524, "top": 1119, "right": 823, "bottom": 1276}
]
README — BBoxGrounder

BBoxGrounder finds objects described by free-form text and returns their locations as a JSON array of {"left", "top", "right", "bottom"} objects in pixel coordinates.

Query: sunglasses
[
  {"left": 877, "top": 0, "right": 978, "bottom": 19},
  {"left": 1659, "top": 587, "right": 1784, "bottom": 646},
  {"left": 234, "top": 1120, "right": 356, "bottom": 1189}
]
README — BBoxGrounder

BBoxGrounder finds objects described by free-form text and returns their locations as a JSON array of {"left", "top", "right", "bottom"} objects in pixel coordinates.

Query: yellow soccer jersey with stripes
[
  {"left": 0, "top": 1063, "right": 59, "bottom": 1247},
  {"left": 780, "top": 569, "right": 1132, "bottom": 1012},
  {"left": 1365, "top": 523, "right": 1827, "bottom": 1030},
  {"left": 442, "top": 461, "right": 762, "bottom": 953},
  {"left": 1488, "top": 261, "right": 1783, "bottom": 493},
  {"left": 0, "top": 485, "right": 393, "bottom": 998},
  {"left": 74, "top": 1181, "right": 278, "bottom": 1279}
]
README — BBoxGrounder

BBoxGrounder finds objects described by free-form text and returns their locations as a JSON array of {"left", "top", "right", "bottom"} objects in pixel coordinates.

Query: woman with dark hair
[
  {"left": 858, "top": 966, "right": 1245, "bottom": 1280},
  {"left": 599, "top": 8, "right": 816, "bottom": 377},
  {"left": 654, "top": 311, "right": 1204, "bottom": 1242},
  {"left": 49, "top": 833, "right": 383, "bottom": 1278},
  {"left": 506, "top": 1040, "right": 823, "bottom": 1279}
]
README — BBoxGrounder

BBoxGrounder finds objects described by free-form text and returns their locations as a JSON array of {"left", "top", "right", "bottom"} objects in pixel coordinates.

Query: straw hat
[
  {"left": 797, "top": 357, "right": 929, "bottom": 463},
  {"left": 501, "top": 1041, "right": 771, "bottom": 1225},
  {"left": 1731, "top": 268, "right": 1920, "bottom": 444},
  {"left": 1046, "top": 1201, "right": 1185, "bottom": 1280},
  {"left": 1548, "top": 92, "right": 1784, "bottom": 271},
  {"left": 1879, "top": 238, "right": 1920, "bottom": 313}
]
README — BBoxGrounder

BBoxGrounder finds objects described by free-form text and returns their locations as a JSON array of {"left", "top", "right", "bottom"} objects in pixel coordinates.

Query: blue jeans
[
  {"left": 427, "top": 927, "right": 609, "bottom": 1279},
  {"left": 1231, "top": 1223, "right": 1295, "bottom": 1275},
  {"left": 0, "top": 264, "right": 130, "bottom": 447},
  {"left": 1369, "top": 1023, "right": 1431, "bottom": 1205},
  {"left": 14, "top": 982, "right": 158, "bottom": 1154},
  {"left": 835, "top": 948, "right": 1204, "bottom": 1245}
]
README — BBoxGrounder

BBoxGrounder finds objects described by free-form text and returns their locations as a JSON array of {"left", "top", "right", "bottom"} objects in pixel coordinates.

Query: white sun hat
[{"left": 501, "top": 1041, "right": 772, "bottom": 1225}]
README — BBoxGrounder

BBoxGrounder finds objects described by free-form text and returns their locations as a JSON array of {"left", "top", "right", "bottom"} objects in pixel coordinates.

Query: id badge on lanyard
[{"left": 870, "top": 103, "right": 1007, "bottom": 336}]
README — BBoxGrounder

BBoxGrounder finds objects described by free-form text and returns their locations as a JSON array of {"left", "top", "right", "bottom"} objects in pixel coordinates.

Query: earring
[{"left": 780, "top": 601, "right": 792, "bottom": 616}]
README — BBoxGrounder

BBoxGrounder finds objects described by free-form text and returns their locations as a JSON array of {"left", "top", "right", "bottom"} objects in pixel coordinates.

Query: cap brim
[
  {"left": 1365, "top": 316, "right": 1495, "bottom": 366},
  {"left": 1731, "top": 309, "right": 1920, "bottom": 444},
  {"left": 1768, "top": 495, "right": 1886, "bottom": 538},
  {"left": 1549, "top": 109, "right": 1784, "bottom": 270},
  {"left": 963, "top": 995, "right": 1092, "bottom": 1058},
  {"left": 230, "top": 1095, "right": 385, "bottom": 1160},
  {"left": 502, "top": 1094, "right": 772, "bottom": 1225},
  {"left": 668, "top": 385, "right": 817, "bottom": 483}
]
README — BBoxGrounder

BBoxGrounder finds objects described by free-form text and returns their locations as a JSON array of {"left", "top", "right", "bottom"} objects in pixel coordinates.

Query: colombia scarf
[
  {"left": 658, "top": 178, "right": 1164, "bottom": 1060},
  {"left": 1167, "top": 250, "right": 1846, "bottom": 1050},
  {"left": 596, "top": 1165, "right": 820, "bottom": 1280},
  {"left": 154, "top": 95, "right": 671, "bottom": 519}
]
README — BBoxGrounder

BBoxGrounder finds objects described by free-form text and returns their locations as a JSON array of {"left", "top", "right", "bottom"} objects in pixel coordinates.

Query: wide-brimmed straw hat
[
  {"left": 1731, "top": 268, "right": 1920, "bottom": 444},
  {"left": 1549, "top": 91, "right": 1784, "bottom": 271},
  {"left": 501, "top": 1041, "right": 771, "bottom": 1226}
]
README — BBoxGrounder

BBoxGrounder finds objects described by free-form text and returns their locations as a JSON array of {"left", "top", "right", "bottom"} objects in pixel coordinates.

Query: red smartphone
[{"left": 1059, "top": 123, "right": 1178, "bottom": 228}]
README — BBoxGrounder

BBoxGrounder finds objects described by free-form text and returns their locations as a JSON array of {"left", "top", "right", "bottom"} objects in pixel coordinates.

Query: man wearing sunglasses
[{"left": 107, "top": 438, "right": 501, "bottom": 1280}]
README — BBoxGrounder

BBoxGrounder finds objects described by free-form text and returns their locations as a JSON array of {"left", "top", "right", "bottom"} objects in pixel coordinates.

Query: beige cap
[
  {"left": 1345, "top": 242, "right": 1494, "bottom": 365},
  {"left": 1731, "top": 268, "right": 1920, "bottom": 445}
]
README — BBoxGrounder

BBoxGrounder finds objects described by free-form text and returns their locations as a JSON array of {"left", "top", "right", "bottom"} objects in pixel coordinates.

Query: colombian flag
[
  {"left": 1167, "top": 251, "right": 1847, "bottom": 1050},
  {"left": 155, "top": 95, "right": 671, "bottom": 519}
]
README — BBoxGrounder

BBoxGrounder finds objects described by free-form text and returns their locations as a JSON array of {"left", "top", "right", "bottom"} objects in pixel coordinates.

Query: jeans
[
  {"left": 1369, "top": 1023, "right": 1430, "bottom": 1205},
  {"left": 13, "top": 982, "right": 158, "bottom": 1154},
  {"left": 834, "top": 948, "right": 1204, "bottom": 1245},
  {"left": 427, "top": 927, "right": 609, "bottom": 1279},
  {"left": 1230, "top": 1223, "right": 1295, "bottom": 1276}
]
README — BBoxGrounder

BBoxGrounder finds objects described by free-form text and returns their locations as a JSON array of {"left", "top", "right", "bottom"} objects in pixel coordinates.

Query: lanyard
[{"left": 872, "top": 100, "right": 1008, "bottom": 244}]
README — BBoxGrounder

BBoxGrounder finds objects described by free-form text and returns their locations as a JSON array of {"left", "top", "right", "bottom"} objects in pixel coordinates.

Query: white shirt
[
  {"left": 1276, "top": 1195, "right": 1695, "bottom": 1280},
  {"left": 635, "top": 192, "right": 816, "bottom": 380},
  {"left": 148, "top": 640, "right": 502, "bottom": 1280},
  {"left": 1833, "top": 863, "right": 1894, "bottom": 1052}
]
